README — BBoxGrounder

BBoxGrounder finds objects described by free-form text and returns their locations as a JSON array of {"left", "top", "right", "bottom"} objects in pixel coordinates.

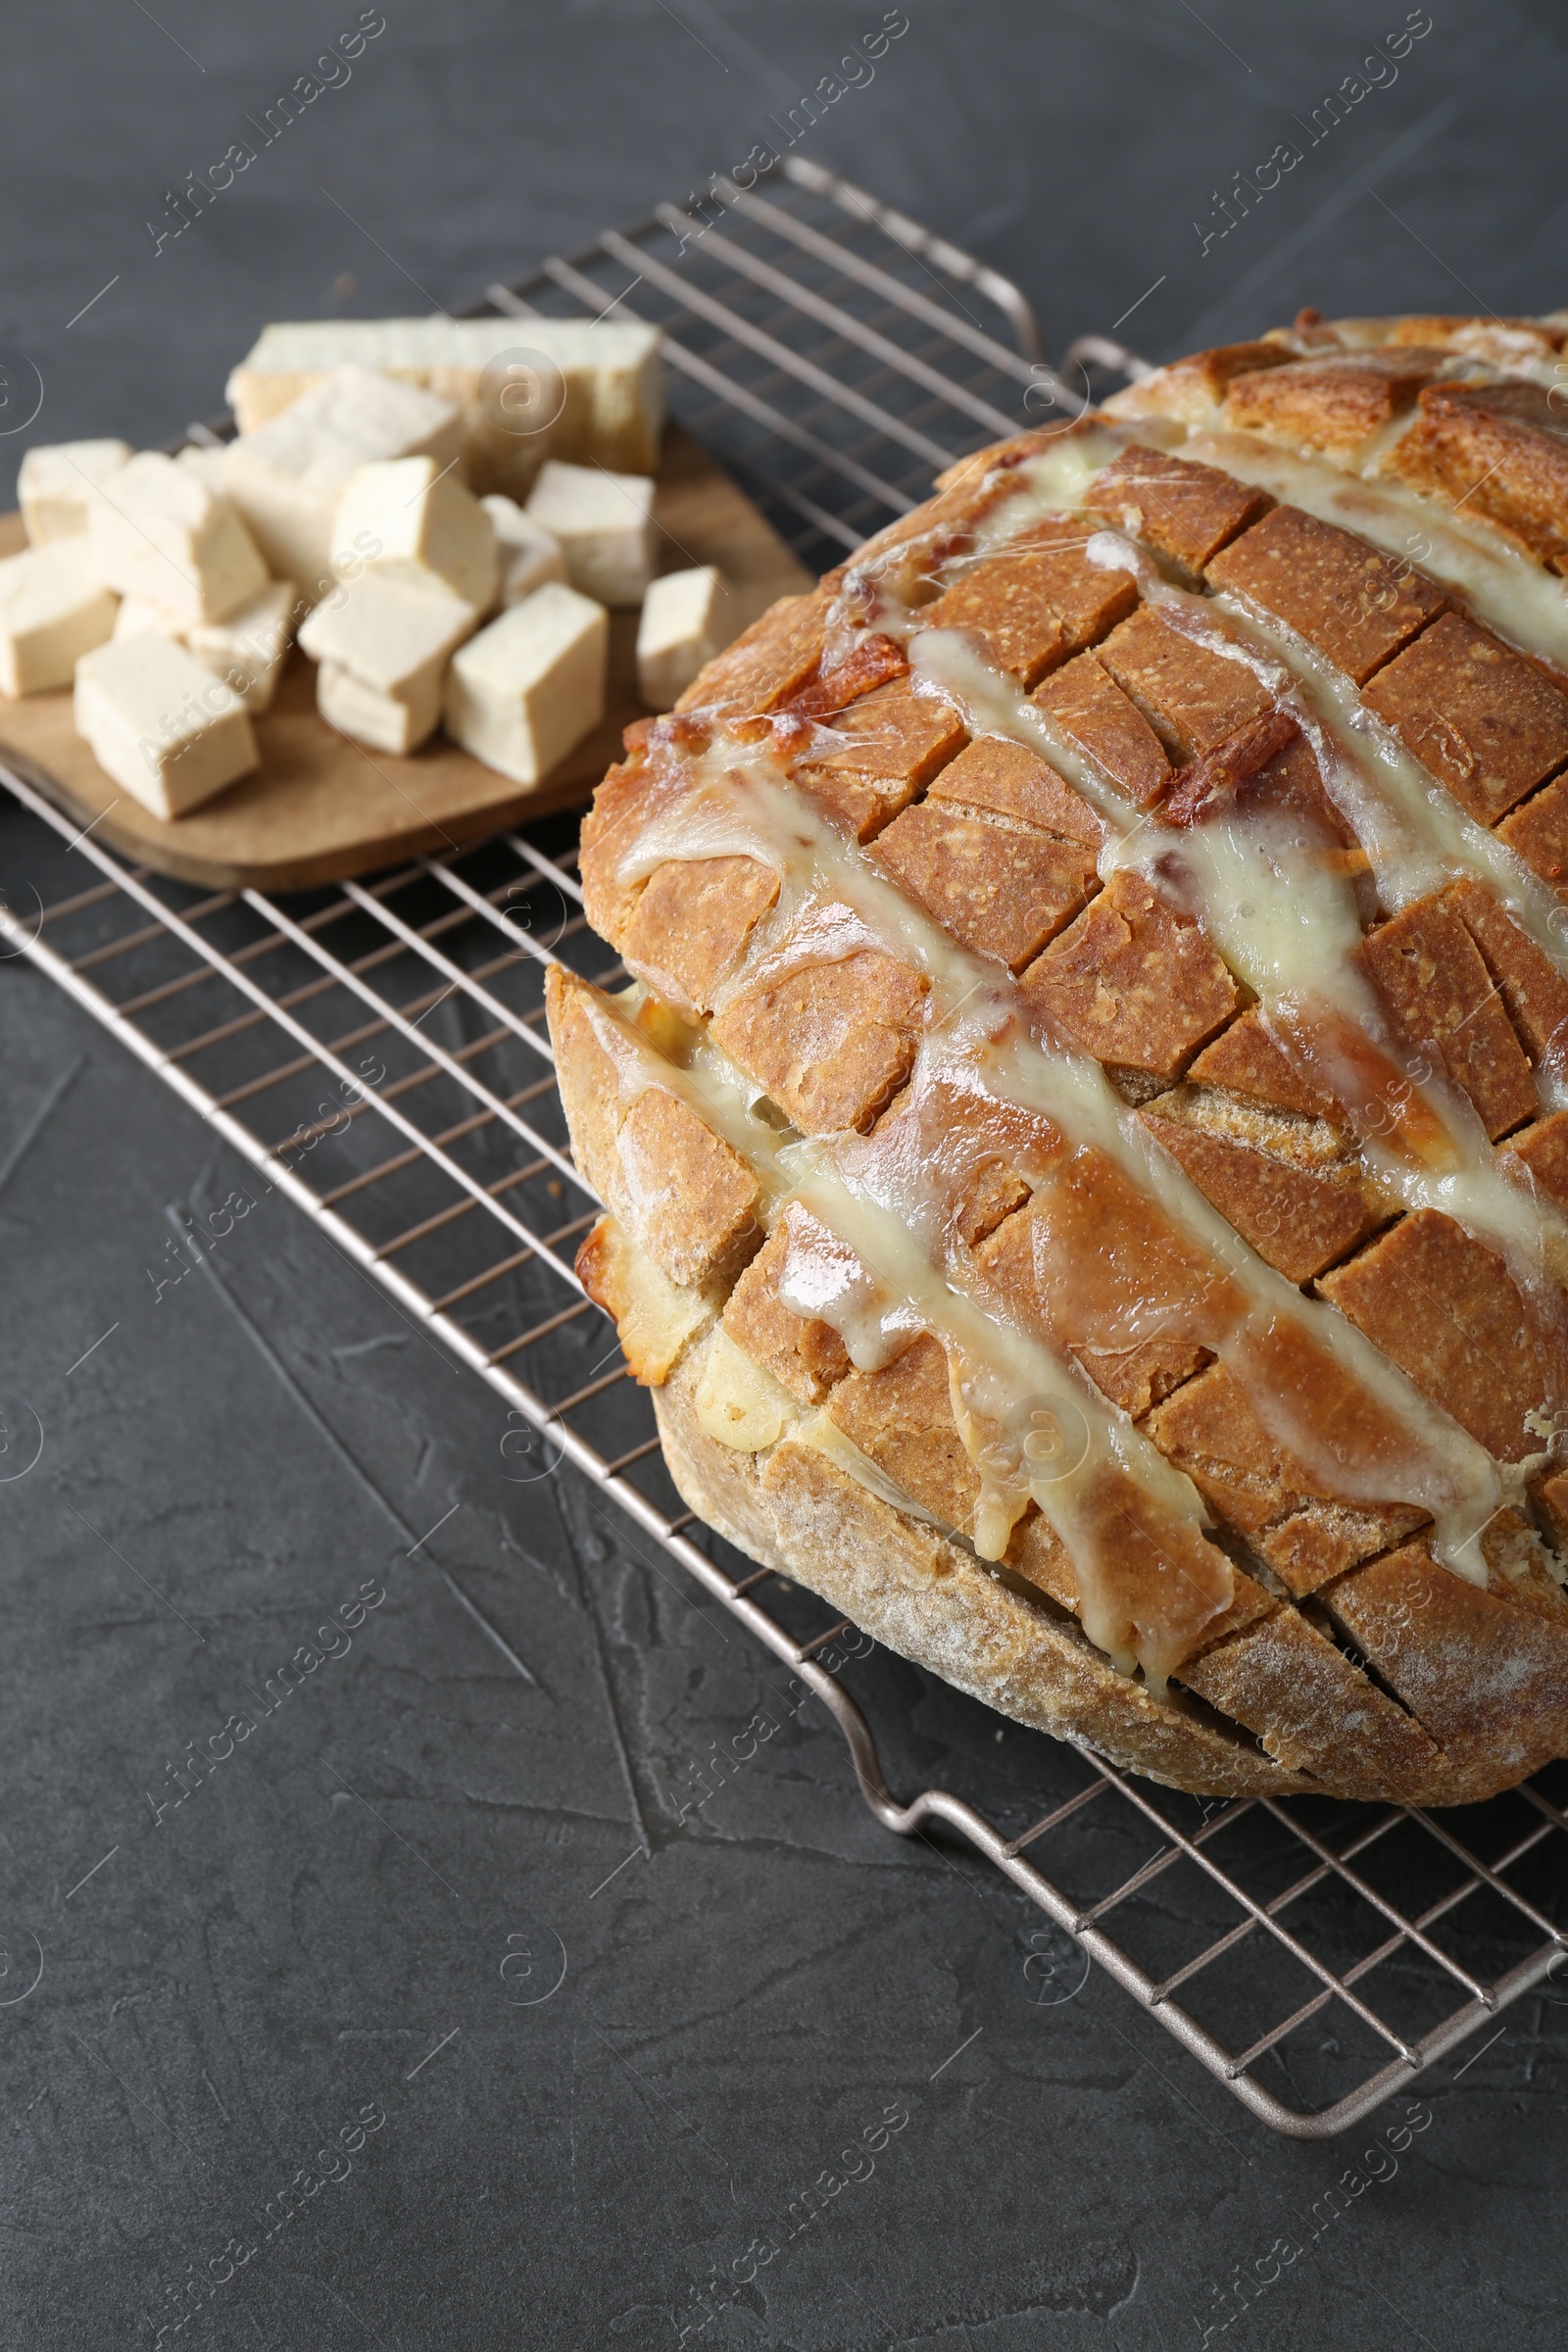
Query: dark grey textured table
[{"left": 4, "top": 5, "right": 1568, "bottom": 2347}]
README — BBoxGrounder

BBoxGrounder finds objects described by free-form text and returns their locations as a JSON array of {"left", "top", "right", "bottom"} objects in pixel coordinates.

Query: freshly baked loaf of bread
[{"left": 548, "top": 307, "right": 1568, "bottom": 1804}]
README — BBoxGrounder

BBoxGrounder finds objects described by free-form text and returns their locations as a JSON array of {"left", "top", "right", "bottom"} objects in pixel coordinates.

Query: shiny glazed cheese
[{"left": 595, "top": 393, "right": 1568, "bottom": 1672}]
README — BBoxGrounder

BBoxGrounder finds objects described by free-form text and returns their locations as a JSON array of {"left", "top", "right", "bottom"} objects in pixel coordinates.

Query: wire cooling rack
[{"left": 4, "top": 155, "right": 1566, "bottom": 2139}]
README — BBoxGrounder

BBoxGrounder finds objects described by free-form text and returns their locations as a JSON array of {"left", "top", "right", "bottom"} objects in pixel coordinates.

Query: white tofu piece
[
  {"left": 481, "top": 494, "right": 566, "bottom": 607},
  {"left": 87, "top": 452, "right": 270, "bottom": 626},
  {"left": 442, "top": 582, "right": 607, "bottom": 785},
  {"left": 186, "top": 577, "right": 298, "bottom": 713},
  {"left": 636, "top": 566, "right": 736, "bottom": 709},
  {"left": 110, "top": 581, "right": 294, "bottom": 711},
  {"left": 332, "top": 457, "right": 498, "bottom": 610},
  {"left": 298, "top": 571, "right": 476, "bottom": 694},
  {"left": 74, "top": 637, "right": 259, "bottom": 817},
  {"left": 222, "top": 365, "right": 461, "bottom": 606},
  {"left": 224, "top": 317, "right": 665, "bottom": 494},
  {"left": 18, "top": 439, "right": 132, "bottom": 543},
  {"left": 175, "top": 442, "right": 232, "bottom": 494},
  {"left": 524, "top": 461, "right": 655, "bottom": 606},
  {"left": 0, "top": 539, "right": 119, "bottom": 695},
  {"left": 317, "top": 659, "right": 444, "bottom": 757},
  {"left": 112, "top": 597, "right": 184, "bottom": 642}
]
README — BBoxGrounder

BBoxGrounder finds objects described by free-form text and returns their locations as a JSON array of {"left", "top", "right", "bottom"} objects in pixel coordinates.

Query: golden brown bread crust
[
  {"left": 550, "top": 308, "right": 1568, "bottom": 1806},
  {"left": 646, "top": 1320, "right": 1555, "bottom": 1806},
  {"left": 654, "top": 1326, "right": 1308, "bottom": 1799}
]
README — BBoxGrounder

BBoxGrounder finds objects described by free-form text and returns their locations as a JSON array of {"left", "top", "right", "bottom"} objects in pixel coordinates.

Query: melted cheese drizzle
[
  {"left": 591, "top": 407, "right": 1568, "bottom": 1644},
  {"left": 1180, "top": 426, "right": 1568, "bottom": 674},
  {"left": 896, "top": 432, "right": 1568, "bottom": 1326},
  {"left": 572, "top": 960, "right": 1223, "bottom": 1682},
  {"left": 612, "top": 730, "right": 1511, "bottom": 1594},
  {"left": 985, "top": 428, "right": 1568, "bottom": 993}
]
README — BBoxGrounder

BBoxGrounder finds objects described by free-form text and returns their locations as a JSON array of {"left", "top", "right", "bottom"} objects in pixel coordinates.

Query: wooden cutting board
[{"left": 0, "top": 426, "right": 812, "bottom": 890}]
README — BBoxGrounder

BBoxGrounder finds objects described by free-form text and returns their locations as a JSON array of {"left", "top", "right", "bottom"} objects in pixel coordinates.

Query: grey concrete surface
[{"left": 3, "top": 5, "right": 1568, "bottom": 2348}]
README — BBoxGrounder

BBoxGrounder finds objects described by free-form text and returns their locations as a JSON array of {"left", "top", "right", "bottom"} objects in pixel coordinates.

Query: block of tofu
[
  {"left": 74, "top": 636, "right": 259, "bottom": 817},
  {"left": 174, "top": 442, "right": 232, "bottom": 495},
  {"left": 0, "top": 539, "right": 118, "bottom": 695},
  {"left": 87, "top": 453, "right": 270, "bottom": 625},
  {"left": 331, "top": 457, "right": 499, "bottom": 611},
  {"left": 317, "top": 659, "right": 444, "bottom": 757},
  {"left": 636, "top": 565, "right": 734, "bottom": 708},
  {"left": 221, "top": 366, "right": 461, "bottom": 604},
  {"left": 19, "top": 439, "right": 133, "bottom": 543},
  {"left": 185, "top": 577, "right": 298, "bottom": 713},
  {"left": 442, "top": 582, "right": 608, "bottom": 784},
  {"left": 111, "top": 578, "right": 297, "bottom": 710},
  {"left": 112, "top": 597, "right": 183, "bottom": 642},
  {"left": 224, "top": 316, "right": 665, "bottom": 494},
  {"left": 524, "top": 461, "right": 655, "bottom": 606},
  {"left": 298, "top": 571, "right": 477, "bottom": 694},
  {"left": 481, "top": 494, "right": 566, "bottom": 607}
]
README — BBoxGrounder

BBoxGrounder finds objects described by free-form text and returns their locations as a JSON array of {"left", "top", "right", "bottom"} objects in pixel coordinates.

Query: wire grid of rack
[{"left": 4, "top": 156, "right": 1567, "bottom": 2140}]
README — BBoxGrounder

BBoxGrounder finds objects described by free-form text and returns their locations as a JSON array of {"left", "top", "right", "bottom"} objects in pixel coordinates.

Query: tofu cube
[
  {"left": 224, "top": 316, "right": 665, "bottom": 492},
  {"left": 222, "top": 365, "right": 461, "bottom": 605},
  {"left": 524, "top": 461, "right": 655, "bottom": 606},
  {"left": 19, "top": 439, "right": 133, "bottom": 543},
  {"left": 74, "top": 637, "right": 260, "bottom": 817},
  {"left": 442, "top": 582, "right": 607, "bottom": 783},
  {"left": 482, "top": 494, "right": 566, "bottom": 607},
  {"left": 301, "top": 573, "right": 476, "bottom": 756},
  {"left": 0, "top": 539, "right": 119, "bottom": 695},
  {"left": 332, "top": 457, "right": 498, "bottom": 610},
  {"left": 298, "top": 570, "right": 476, "bottom": 694},
  {"left": 87, "top": 452, "right": 270, "bottom": 625},
  {"left": 112, "top": 598, "right": 184, "bottom": 642},
  {"left": 110, "top": 577, "right": 297, "bottom": 710},
  {"left": 317, "top": 660, "right": 444, "bottom": 757},
  {"left": 636, "top": 565, "right": 735, "bottom": 708},
  {"left": 175, "top": 442, "right": 233, "bottom": 495},
  {"left": 186, "top": 577, "right": 298, "bottom": 712}
]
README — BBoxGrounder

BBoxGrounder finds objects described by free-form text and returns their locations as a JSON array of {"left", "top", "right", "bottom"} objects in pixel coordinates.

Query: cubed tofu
[
  {"left": 442, "top": 582, "right": 607, "bottom": 783},
  {"left": 74, "top": 636, "right": 259, "bottom": 817},
  {"left": 18, "top": 439, "right": 132, "bottom": 542},
  {"left": 112, "top": 597, "right": 183, "bottom": 642},
  {"left": 524, "top": 460, "right": 655, "bottom": 606},
  {"left": 110, "top": 576, "right": 297, "bottom": 710},
  {"left": 298, "top": 571, "right": 477, "bottom": 694},
  {"left": 317, "top": 659, "right": 444, "bottom": 756},
  {"left": 0, "top": 539, "right": 118, "bottom": 695},
  {"left": 87, "top": 452, "right": 270, "bottom": 625},
  {"left": 174, "top": 442, "right": 232, "bottom": 495},
  {"left": 332, "top": 456, "right": 498, "bottom": 610},
  {"left": 636, "top": 565, "right": 733, "bottom": 708},
  {"left": 222, "top": 365, "right": 461, "bottom": 605},
  {"left": 481, "top": 494, "right": 566, "bottom": 606},
  {"left": 224, "top": 316, "right": 665, "bottom": 492},
  {"left": 186, "top": 577, "right": 298, "bottom": 712}
]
